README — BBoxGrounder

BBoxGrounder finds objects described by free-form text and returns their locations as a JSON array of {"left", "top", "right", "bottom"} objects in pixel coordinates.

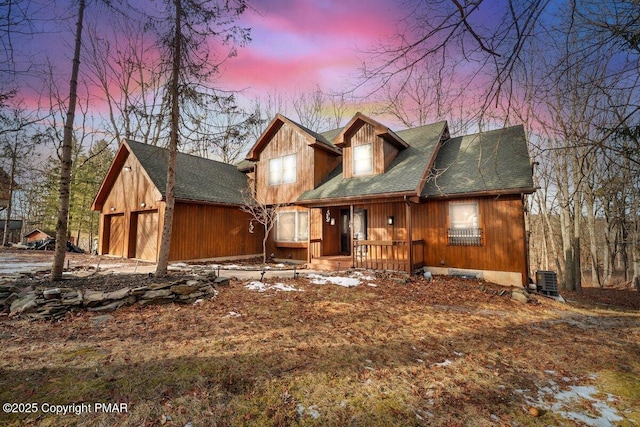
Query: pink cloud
[{"left": 219, "top": 0, "right": 402, "bottom": 93}]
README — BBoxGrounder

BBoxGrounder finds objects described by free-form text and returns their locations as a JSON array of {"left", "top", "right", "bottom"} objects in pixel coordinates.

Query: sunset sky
[
  {"left": 220, "top": 0, "right": 405, "bottom": 95},
  {"left": 5, "top": 0, "right": 408, "bottom": 109}
]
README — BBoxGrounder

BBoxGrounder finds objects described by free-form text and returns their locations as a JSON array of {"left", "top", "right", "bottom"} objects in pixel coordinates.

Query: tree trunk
[
  {"left": 584, "top": 190, "right": 600, "bottom": 287},
  {"left": 262, "top": 228, "right": 268, "bottom": 264},
  {"left": 2, "top": 146, "right": 17, "bottom": 246},
  {"left": 51, "top": 0, "right": 85, "bottom": 281},
  {"left": 156, "top": 0, "right": 182, "bottom": 276},
  {"left": 572, "top": 185, "right": 583, "bottom": 293}
]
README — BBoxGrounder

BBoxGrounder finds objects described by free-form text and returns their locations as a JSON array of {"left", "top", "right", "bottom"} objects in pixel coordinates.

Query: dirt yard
[{"left": 0, "top": 249, "right": 639, "bottom": 426}]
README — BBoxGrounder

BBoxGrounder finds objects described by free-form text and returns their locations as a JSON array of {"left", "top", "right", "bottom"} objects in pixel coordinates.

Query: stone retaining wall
[{"left": 0, "top": 275, "right": 228, "bottom": 321}]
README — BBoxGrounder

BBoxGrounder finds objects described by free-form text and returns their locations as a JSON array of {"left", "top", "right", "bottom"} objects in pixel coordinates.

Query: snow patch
[
  {"left": 245, "top": 281, "right": 302, "bottom": 293},
  {"left": 307, "top": 273, "right": 361, "bottom": 288},
  {"left": 521, "top": 375, "right": 623, "bottom": 427}
]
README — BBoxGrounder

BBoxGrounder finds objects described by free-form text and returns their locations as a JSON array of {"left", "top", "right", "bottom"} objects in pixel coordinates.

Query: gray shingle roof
[
  {"left": 125, "top": 139, "right": 250, "bottom": 205},
  {"left": 421, "top": 125, "right": 534, "bottom": 197},
  {"left": 298, "top": 121, "right": 447, "bottom": 202}
]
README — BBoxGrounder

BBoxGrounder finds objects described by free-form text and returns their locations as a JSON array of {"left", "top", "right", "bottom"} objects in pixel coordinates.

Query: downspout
[
  {"left": 522, "top": 193, "right": 531, "bottom": 287},
  {"left": 405, "top": 196, "right": 413, "bottom": 274}
]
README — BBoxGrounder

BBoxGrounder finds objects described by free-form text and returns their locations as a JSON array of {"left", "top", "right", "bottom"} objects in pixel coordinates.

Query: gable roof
[
  {"left": 24, "top": 228, "right": 54, "bottom": 237},
  {"left": 297, "top": 121, "right": 448, "bottom": 203},
  {"left": 332, "top": 112, "right": 409, "bottom": 149},
  {"left": 422, "top": 125, "right": 535, "bottom": 197},
  {"left": 245, "top": 114, "right": 341, "bottom": 161},
  {"left": 93, "top": 139, "right": 251, "bottom": 209}
]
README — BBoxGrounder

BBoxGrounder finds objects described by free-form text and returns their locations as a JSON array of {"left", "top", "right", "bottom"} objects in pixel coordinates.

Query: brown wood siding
[
  {"left": 25, "top": 231, "right": 53, "bottom": 242},
  {"left": 169, "top": 203, "right": 263, "bottom": 261},
  {"left": 106, "top": 213, "right": 125, "bottom": 257},
  {"left": 98, "top": 152, "right": 163, "bottom": 259},
  {"left": 382, "top": 140, "right": 399, "bottom": 170},
  {"left": 255, "top": 122, "right": 316, "bottom": 205},
  {"left": 134, "top": 210, "right": 159, "bottom": 261},
  {"left": 343, "top": 122, "right": 398, "bottom": 178},
  {"left": 310, "top": 208, "right": 323, "bottom": 240},
  {"left": 360, "top": 202, "right": 407, "bottom": 241},
  {"left": 313, "top": 149, "right": 342, "bottom": 186},
  {"left": 413, "top": 195, "right": 527, "bottom": 278},
  {"left": 100, "top": 154, "right": 162, "bottom": 215}
]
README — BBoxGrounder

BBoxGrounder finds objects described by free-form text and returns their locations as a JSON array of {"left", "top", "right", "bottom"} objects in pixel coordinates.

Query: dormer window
[
  {"left": 353, "top": 143, "right": 373, "bottom": 176},
  {"left": 269, "top": 153, "right": 296, "bottom": 185}
]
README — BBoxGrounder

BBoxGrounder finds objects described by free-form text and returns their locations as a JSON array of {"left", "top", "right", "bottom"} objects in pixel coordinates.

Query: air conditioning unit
[{"left": 536, "top": 270, "right": 559, "bottom": 296}]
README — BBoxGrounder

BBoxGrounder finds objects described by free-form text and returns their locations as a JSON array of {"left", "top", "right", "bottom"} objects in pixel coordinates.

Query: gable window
[
  {"left": 276, "top": 210, "right": 308, "bottom": 242},
  {"left": 353, "top": 143, "right": 373, "bottom": 176},
  {"left": 269, "top": 153, "right": 296, "bottom": 185},
  {"left": 448, "top": 201, "right": 482, "bottom": 246}
]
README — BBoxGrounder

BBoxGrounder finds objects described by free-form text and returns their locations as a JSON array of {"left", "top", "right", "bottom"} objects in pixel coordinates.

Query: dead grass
[{"left": 1, "top": 275, "right": 639, "bottom": 426}]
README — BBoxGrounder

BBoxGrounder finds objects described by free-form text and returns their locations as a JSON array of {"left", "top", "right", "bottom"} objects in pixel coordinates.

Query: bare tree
[
  {"left": 239, "top": 189, "right": 281, "bottom": 264},
  {"left": 84, "top": 20, "right": 169, "bottom": 145},
  {"left": 0, "top": 107, "right": 38, "bottom": 245},
  {"left": 153, "top": 0, "right": 251, "bottom": 276},
  {"left": 51, "top": 0, "right": 86, "bottom": 281}
]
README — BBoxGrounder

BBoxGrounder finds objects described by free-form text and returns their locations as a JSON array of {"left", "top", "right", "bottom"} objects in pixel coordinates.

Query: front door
[
  {"left": 340, "top": 209, "right": 350, "bottom": 254},
  {"left": 339, "top": 208, "right": 368, "bottom": 254}
]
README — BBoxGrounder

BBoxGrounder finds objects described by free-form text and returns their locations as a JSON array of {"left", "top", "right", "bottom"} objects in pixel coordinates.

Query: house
[
  {"left": 246, "top": 113, "right": 535, "bottom": 286},
  {"left": 93, "top": 113, "right": 535, "bottom": 286},
  {"left": 91, "top": 140, "right": 263, "bottom": 262},
  {"left": 0, "top": 219, "right": 23, "bottom": 243},
  {"left": 24, "top": 228, "right": 55, "bottom": 243},
  {"left": 0, "top": 168, "right": 13, "bottom": 210}
]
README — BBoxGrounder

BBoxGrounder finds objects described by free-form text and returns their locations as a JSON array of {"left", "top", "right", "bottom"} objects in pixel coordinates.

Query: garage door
[
  {"left": 135, "top": 210, "right": 159, "bottom": 261},
  {"left": 107, "top": 214, "right": 125, "bottom": 257}
]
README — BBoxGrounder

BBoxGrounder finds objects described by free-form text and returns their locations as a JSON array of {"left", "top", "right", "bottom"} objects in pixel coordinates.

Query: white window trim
[
  {"left": 276, "top": 210, "right": 309, "bottom": 242},
  {"left": 352, "top": 143, "right": 373, "bottom": 176},
  {"left": 268, "top": 153, "right": 297, "bottom": 186}
]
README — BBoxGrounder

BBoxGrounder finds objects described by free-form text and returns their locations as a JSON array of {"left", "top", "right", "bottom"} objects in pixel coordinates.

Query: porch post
[
  {"left": 406, "top": 198, "right": 413, "bottom": 273},
  {"left": 350, "top": 204, "right": 354, "bottom": 268}
]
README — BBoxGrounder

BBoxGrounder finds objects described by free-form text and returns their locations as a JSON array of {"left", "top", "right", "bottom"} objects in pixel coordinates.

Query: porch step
[{"left": 308, "top": 256, "right": 353, "bottom": 272}]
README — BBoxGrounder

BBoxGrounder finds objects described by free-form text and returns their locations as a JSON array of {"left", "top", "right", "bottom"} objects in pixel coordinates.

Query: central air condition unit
[{"left": 535, "top": 270, "right": 559, "bottom": 296}]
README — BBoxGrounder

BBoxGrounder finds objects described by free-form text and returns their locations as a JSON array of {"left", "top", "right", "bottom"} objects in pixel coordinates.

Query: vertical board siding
[
  {"left": 106, "top": 214, "right": 125, "bottom": 257},
  {"left": 99, "top": 152, "right": 162, "bottom": 259},
  {"left": 256, "top": 122, "right": 310, "bottom": 204},
  {"left": 413, "top": 195, "right": 527, "bottom": 277},
  {"left": 343, "top": 122, "right": 399, "bottom": 178},
  {"left": 100, "top": 154, "right": 161, "bottom": 215},
  {"left": 314, "top": 150, "right": 342, "bottom": 187},
  {"left": 359, "top": 201, "right": 406, "bottom": 241},
  {"left": 170, "top": 203, "right": 263, "bottom": 261},
  {"left": 135, "top": 210, "right": 159, "bottom": 261}
]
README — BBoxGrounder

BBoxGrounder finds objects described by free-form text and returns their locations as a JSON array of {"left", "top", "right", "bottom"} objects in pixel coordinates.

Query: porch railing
[{"left": 353, "top": 239, "right": 424, "bottom": 272}]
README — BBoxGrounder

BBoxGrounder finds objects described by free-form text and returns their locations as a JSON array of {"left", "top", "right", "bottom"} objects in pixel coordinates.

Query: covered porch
[{"left": 306, "top": 200, "right": 424, "bottom": 273}]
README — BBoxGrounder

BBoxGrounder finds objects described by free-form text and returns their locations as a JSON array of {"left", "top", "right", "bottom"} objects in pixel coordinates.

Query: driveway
[{"left": 0, "top": 248, "right": 318, "bottom": 281}]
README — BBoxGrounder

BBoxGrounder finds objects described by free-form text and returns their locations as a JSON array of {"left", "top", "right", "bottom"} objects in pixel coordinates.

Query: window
[
  {"left": 448, "top": 201, "right": 482, "bottom": 246},
  {"left": 269, "top": 153, "right": 296, "bottom": 185},
  {"left": 276, "top": 210, "right": 308, "bottom": 242},
  {"left": 353, "top": 143, "right": 373, "bottom": 175}
]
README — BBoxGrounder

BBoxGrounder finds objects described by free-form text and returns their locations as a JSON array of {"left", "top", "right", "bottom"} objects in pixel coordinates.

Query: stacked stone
[{"left": 0, "top": 275, "right": 229, "bottom": 321}]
